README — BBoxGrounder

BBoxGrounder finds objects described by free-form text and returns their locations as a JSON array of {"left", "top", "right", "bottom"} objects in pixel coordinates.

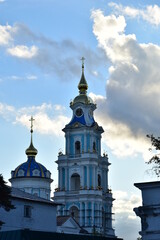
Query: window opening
[
  {"left": 98, "top": 174, "right": 101, "bottom": 187},
  {"left": 70, "top": 206, "right": 79, "bottom": 223},
  {"left": 93, "top": 141, "right": 96, "bottom": 152},
  {"left": 75, "top": 141, "right": 80, "bottom": 154},
  {"left": 24, "top": 205, "right": 32, "bottom": 218},
  {"left": 71, "top": 173, "right": 80, "bottom": 191}
]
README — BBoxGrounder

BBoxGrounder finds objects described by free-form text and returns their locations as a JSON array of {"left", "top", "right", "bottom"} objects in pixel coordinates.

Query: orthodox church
[
  {"left": 53, "top": 58, "right": 115, "bottom": 237},
  {"left": 0, "top": 60, "right": 117, "bottom": 238},
  {"left": 10, "top": 117, "right": 53, "bottom": 200},
  {"left": 0, "top": 118, "right": 58, "bottom": 233}
]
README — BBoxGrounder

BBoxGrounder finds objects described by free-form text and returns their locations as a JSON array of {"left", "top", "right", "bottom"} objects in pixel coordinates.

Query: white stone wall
[
  {"left": 11, "top": 177, "right": 51, "bottom": 199},
  {"left": 134, "top": 181, "right": 160, "bottom": 240},
  {"left": 0, "top": 198, "right": 57, "bottom": 232}
]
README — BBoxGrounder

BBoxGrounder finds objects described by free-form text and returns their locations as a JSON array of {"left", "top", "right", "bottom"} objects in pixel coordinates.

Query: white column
[
  {"left": 84, "top": 131, "right": 87, "bottom": 153},
  {"left": 65, "top": 133, "right": 67, "bottom": 155},
  {"left": 102, "top": 170, "right": 105, "bottom": 190},
  {"left": 58, "top": 169, "right": 60, "bottom": 188},
  {"left": 81, "top": 166, "right": 84, "bottom": 188},
  {"left": 85, "top": 202, "right": 87, "bottom": 226},
  {"left": 67, "top": 133, "right": 70, "bottom": 155},
  {"left": 68, "top": 172, "right": 71, "bottom": 191},
  {"left": 99, "top": 204, "right": 102, "bottom": 227},
  {"left": 93, "top": 166, "right": 95, "bottom": 189},
  {"left": 106, "top": 170, "right": 108, "bottom": 190},
  {"left": 80, "top": 202, "right": 83, "bottom": 226},
  {"left": 97, "top": 204, "right": 100, "bottom": 227},
  {"left": 95, "top": 167, "right": 98, "bottom": 189},
  {"left": 59, "top": 168, "right": 62, "bottom": 190},
  {"left": 65, "top": 167, "right": 67, "bottom": 191},
  {"left": 87, "top": 166, "right": 89, "bottom": 188},
  {"left": 92, "top": 202, "right": 95, "bottom": 226}
]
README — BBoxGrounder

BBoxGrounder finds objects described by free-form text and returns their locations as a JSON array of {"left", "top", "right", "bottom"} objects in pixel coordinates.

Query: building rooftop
[{"left": 11, "top": 187, "right": 59, "bottom": 206}]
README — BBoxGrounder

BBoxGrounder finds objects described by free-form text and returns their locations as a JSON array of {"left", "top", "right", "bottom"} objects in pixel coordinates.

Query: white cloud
[
  {"left": 0, "top": 102, "right": 69, "bottom": 137},
  {"left": 7, "top": 45, "right": 38, "bottom": 59},
  {"left": 113, "top": 190, "right": 141, "bottom": 219},
  {"left": 90, "top": 10, "right": 160, "bottom": 160},
  {"left": 90, "top": 92, "right": 152, "bottom": 160},
  {"left": 0, "top": 25, "right": 13, "bottom": 45},
  {"left": 26, "top": 75, "right": 37, "bottom": 80},
  {"left": 91, "top": 10, "right": 136, "bottom": 64},
  {"left": 16, "top": 113, "right": 68, "bottom": 136},
  {"left": 9, "top": 75, "right": 37, "bottom": 81},
  {"left": 109, "top": 2, "right": 160, "bottom": 26},
  {"left": 0, "top": 22, "right": 106, "bottom": 81},
  {"left": 113, "top": 190, "right": 141, "bottom": 239}
]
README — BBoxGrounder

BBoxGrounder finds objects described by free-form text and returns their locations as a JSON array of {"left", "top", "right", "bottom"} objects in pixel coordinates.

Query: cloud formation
[
  {"left": 7, "top": 45, "right": 38, "bottom": 59},
  {"left": 0, "top": 23, "right": 106, "bottom": 81},
  {"left": 109, "top": 2, "right": 160, "bottom": 26},
  {"left": 0, "top": 25, "right": 14, "bottom": 45},
  {"left": 91, "top": 9, "right": 160, "bottom": 159},
  {"left": 113, "top": 190, "right": 141, "bottom": 218},
  {"left": 113, "top": 190, "right": 141, "bottom": 239},
  {"left": 0, "top": 102, "right": 69, "bottom": 137}
]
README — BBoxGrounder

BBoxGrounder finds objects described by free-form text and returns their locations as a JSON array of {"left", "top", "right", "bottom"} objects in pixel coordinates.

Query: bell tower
[{"left": 53, "top": 59, "right": 115, "bottom": 236}]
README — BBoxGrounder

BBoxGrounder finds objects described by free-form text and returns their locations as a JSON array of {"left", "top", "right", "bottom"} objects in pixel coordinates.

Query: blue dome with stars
[{"left": 11, "top": 156, "right": 50, "bottom": 179}]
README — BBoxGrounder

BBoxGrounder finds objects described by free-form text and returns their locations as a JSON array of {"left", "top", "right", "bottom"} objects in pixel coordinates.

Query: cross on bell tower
[{"left": 29, "top": 116, "right": 35, "bottom": 133}]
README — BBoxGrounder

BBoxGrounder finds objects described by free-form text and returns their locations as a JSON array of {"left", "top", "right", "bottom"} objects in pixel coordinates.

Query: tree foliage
[
  {"left": 0, "top": 174, "right": 15, "bottom": 227},
  {"left": 146, "top": 134, "right": 160, "bottom": 176}
]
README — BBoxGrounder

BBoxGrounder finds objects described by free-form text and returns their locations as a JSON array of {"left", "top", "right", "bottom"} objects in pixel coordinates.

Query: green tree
[
  {"left": 0, "top": 174, "right": 15, "bottom": 227},
  {"left": 147, "top": 134, "right": 160, "bottom": 176}
]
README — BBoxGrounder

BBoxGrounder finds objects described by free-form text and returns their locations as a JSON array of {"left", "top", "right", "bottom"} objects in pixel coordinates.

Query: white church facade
[
  {"left": 0, "top": 120, "right": 57, "bottom": 232},
  {"left": 0, "top": 187, "right": 57, "bottom": 232},
  {"left": 53, "top": 59, "right": 115, "bottom": 237}
]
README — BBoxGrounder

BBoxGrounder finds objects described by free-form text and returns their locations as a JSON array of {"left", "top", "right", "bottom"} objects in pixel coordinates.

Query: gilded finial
[
  {"left": 81, "top": 57, "right": 85, "bottom": 71},
  {"left": 25, "top": 116, "right": 38, "bottom": 157},
  {"left": 29, "top": 116, "right": 35, "bottom": 133},
  {"left": 78, "top": 57, "right": 88, "bottom": 94}
]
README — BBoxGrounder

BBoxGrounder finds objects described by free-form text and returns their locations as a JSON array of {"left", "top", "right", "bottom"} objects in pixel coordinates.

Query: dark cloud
[{"left": 9, "top": 23, "right": 107, "bottom": 81}]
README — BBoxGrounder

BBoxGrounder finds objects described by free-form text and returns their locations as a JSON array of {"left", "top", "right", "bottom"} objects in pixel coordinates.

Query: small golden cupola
[
  {"left": 78, "top": 57, "right": 88, "bottom": 95},
  {"left": 25, "top": 116, "right": 38, "bottom": 157}
]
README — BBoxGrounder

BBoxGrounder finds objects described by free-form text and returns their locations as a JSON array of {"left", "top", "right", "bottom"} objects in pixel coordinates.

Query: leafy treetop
[
  {"left": 147, "top": 134, "right": 160, "bottom": 176},
  {"left": 0, "top": 174, "right": 15, "bottom": 227}
]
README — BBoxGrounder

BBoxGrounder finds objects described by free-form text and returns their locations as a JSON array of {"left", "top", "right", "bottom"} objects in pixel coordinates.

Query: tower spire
[
  {"left": 78, "top": 57, "right": 88, "bottom": 94},
  {"left": 81, "top": 57, "right": 85, "bottom": 72},
  {"left": 25, "top": 116, "right": 38, "bottom": 157},
  {"left": 29, "top": 116, "right": 35, "bottom": 133}
]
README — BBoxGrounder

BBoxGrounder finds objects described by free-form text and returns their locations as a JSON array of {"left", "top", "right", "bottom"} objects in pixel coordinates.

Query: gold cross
[
  {"left": 29, "top": 116, "right": 35, "bottom": 132},
  {"left": 81, "top": 57, "right": 85, "bottom": 67}
]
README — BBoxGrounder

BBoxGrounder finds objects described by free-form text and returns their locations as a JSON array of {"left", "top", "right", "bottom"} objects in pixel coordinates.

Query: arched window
[
  {"left": 75, "top": 141, "right": 80, "bottom": 154},
  {"left": 32, "top": 169, "right": 40, "bottom": 176},
  {"left": 18, "top": 169, "right": 24, "bottom": 177},
  {"left": 70, "top": 206, "right": 79, "bottom": 223},
  {"left": 98, "top": 174, "right": 101, "bottom": 187},
  {"left": 93, "top": 141, "right": 96, "bottom": 152},
  {"left": 71, "top": 173, "right": 80, "bottom": 191},
  {"left": 62, "top": 168, "right": 65, "bottom": 189}
]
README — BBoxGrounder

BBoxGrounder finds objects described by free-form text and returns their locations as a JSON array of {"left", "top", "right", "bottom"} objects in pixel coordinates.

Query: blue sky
[{"left": 1, "top": 0, "right": 160, "bottom": 239}]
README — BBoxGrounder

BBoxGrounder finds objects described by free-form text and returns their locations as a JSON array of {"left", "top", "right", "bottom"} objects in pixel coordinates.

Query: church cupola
[
  {"left": 10, "top": 116, "right": 53, "bottom": 200},
  {"left": 68, "top": 58, "right": 97, "bottom": 128},
  {"left": 78, "top": 57, "right": 88, "bottom": 94},
  {"left": 25, "top": 116, "right": 38, "bottom": 157},
  {"left": 70, "top": 58, "right": 94, "bottom": 107}
]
